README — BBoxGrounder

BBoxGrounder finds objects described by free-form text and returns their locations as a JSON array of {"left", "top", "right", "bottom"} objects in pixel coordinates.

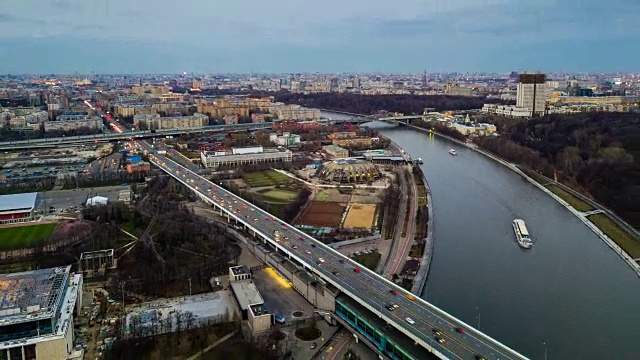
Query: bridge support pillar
[{"left": 353, "top": 334, "right": 358, "bottom": 344}]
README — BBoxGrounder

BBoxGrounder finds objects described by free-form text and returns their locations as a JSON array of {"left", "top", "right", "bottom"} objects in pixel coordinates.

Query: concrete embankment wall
[
  {"left": 411, "top": 171, "right": 435, "bottom": 296},
  {"left": 405, "top": 124, "right": 640, "bottom": 277}
]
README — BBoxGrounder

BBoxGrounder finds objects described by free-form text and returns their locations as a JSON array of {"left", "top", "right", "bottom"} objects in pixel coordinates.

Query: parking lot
[{"left": 40, "top": 185, "right": 130, "bottom": 213}]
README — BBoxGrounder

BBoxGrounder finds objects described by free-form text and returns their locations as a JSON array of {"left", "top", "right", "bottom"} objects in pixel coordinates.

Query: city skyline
[{"left": 0, "top": 0, "right": 639, "bottom": 73}]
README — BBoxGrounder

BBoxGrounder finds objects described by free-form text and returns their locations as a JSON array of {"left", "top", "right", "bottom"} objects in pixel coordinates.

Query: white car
[
  {"left": 405, "top": 317, "right": 415, "bottom": 325},
  {"left": 318, "top": 258, "right": 325, "bottom": 263}
]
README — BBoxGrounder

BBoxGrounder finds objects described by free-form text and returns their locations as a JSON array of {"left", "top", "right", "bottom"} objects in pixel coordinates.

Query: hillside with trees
[
  {"left": 475, "top": 113, "right": 639, "bottom": 229},
  {"left": 273, "top": 93, "right": 513, "bottom": 114}
]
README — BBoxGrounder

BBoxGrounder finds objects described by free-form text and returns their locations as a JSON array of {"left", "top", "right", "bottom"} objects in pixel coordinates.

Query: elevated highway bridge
[
  {"left": 136, "top": 139, "right": 528, "bottom": 360},
  {"left": 0, "top": 122, "right": 273, "bottom": 150}
]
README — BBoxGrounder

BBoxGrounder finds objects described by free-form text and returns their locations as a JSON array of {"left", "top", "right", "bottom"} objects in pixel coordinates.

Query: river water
[{"left": 362, "top": 122, "right": 640, "bottom": 360}]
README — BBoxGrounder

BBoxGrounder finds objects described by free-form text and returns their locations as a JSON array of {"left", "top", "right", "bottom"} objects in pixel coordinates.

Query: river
[
  {"left": 321, "top": 110, "right": 640, "bottom": 358},
  {"left": 364, "top": 123, "right": 640, "bottom": 360}
]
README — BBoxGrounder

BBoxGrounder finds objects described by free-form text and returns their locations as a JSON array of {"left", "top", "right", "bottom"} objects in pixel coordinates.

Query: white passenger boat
[
  {"left": 449, "top": 149, "right": 457, "bottom": 156},
  {"left": 512, "top": 219, "right": 533, "bottom": 249}
]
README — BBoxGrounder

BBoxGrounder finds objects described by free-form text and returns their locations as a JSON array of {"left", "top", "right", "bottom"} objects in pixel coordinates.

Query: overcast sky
[{"left": 0, "top": 0, "right": 638, "bottom": 74}]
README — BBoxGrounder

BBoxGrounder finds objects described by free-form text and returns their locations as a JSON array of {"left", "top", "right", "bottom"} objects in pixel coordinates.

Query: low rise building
[
  {"left": 126, "top": 162, "right": 151, "bottom": 174},
  {"left": 272, "top": 120, "right": 319, "bottom": 131},
  {"left": 327, "top": 132, "right": 357, "bottom": 140},
  {"left": 224, "top": 114, "right": 238, "bottom": 125},
  {"left": 323, "top": 145, "right": 349, "bottom": 159},
  {"left": 269, "top": 132, "right": 301, "bottom": 147},
  {"left": 251, "top": 113, "right": 266, "bottom": 123},
  {"left": 200, "top": 146, "right": 292, "bottom": 168},
  {"left": 332, "top": 137, "right": 372, "bottom": 148},
  {"left": 44, "top": 116, "right": 103, "bottom": 132},
  {"left": 229, "top": 265, "right": 251, "bottom": 282}
]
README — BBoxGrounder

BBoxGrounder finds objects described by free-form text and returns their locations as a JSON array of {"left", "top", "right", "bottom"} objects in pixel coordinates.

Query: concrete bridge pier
[{"left": 353, "top": 333, "right": 358, "bottom": 344}]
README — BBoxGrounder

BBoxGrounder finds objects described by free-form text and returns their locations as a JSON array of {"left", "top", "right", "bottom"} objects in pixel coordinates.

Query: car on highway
[
  {"left": 390, "top": 290, "right": 398, "bottom": 295},
  {"left": 455, "top": 327, "right": 465, "bottom": 334},
  {"left": 405, "top": 317, "right": 415, "bottom": 325},
  {"left": 332, "top": 271, "right": 339, "bottom": 276},
  {"left": 306, "top": 250, "right": 311, "bottom": 254},
  {"left": 436, "top": 337, "right": 446, "bottom": 344},
  {"left": 353, "top": 268, "right": 361, "bottom": 273},
  {"left": 318, "top": 258, "right": 325, "bottom": 264},
  {"left": 433, "top": 329, "right": 443, "bottom": 337},
  {"left": 407, "top": 294, "right": 416, "bottom": 301},
  {"left": 475, "top": 356, "right": 487, "bottom": 360}
]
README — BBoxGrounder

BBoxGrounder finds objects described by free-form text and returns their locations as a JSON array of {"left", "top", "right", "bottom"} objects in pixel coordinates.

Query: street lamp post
[
  {"left": 543, "top": 341, "right": 548, "bottom": 360},
  {"left": 476, "top": 307, "right": 481, "bottom": 330}
]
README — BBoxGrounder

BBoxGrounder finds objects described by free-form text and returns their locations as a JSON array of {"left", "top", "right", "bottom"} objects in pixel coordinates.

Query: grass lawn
[
  {"left": 257, "top": 188, "right": 298, "bottom": 203},
  {"left": 0, "top": 223, "right": 57, "bottom": 251},
  {"left": 545, "top": 184, "right": 594, "bottom": 212},
  {"left": 352, "top": 251, "right": 381, "bottom": 271},
  {"left": 588, "top": 214, "right": 640, "bottom": 258},
  {"left": 315, "top": 190, "right": 330, "bottom": 201},
  {"left": 242, "top": 170, "right": 291, "bottom": 188}
]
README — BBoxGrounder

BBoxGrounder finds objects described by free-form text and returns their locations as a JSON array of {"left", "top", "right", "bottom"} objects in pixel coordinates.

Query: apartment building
[{"left": 134, "top": 113, "right": 208, "bottom": 130}]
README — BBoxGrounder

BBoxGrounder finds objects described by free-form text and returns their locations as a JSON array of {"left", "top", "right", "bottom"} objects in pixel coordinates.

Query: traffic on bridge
[{"left": 134, "top": 140, "right": 528, "bottom": 360}]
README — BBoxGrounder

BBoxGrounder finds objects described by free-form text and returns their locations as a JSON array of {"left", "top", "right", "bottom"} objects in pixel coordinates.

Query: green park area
[
  {"left": 545, "top": 184, "right": 593, "bottom": 212},
  {"left": 242, "top": 170, "right": 292, "bottom": 188},
  {"left": 352, "top": 251, "right": 381, "bottom": 271},
  {"left": 0, "top": 223, "right": 57, "bottom": 251},
  {"left": 588, "top": 214, "right": 640, "bottom": 258}
]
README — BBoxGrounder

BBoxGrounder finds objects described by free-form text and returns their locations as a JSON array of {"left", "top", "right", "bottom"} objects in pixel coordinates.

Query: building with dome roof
[{"left": 316, "top": 158, "right": 382, "bottom": 184}]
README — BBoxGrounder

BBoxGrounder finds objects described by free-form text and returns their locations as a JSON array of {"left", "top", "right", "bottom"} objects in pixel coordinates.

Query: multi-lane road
[{"left": 139, "top": 141, "right": 528, "bottom": 360}]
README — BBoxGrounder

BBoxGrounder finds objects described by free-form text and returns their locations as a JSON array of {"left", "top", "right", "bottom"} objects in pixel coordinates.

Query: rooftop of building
[
  {"left": 79, "top": 249, "right": 114, "bottom": 260},
  {"left": 0, "top": 266, "right": 70, "bottom": 325},
  {"left": 230, "top": 265, "right": 250, "bottom": 276},
  {"left": 323, "top": 144, "right": 347, "bottom": 152},
  {"left": 229, "top": 280, "right": 264, "bottom": 311},
  {"left": 249, "top": 304, "right": 269, "bottom": 317},
  {"left": 0, "top": 192, "right": 38, "bottom": 213},
  {"left": 0, "top": 270, "right": 81, "bottom": 350}
]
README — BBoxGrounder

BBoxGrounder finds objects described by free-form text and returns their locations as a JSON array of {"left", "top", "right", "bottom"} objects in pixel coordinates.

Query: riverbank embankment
[{"left": 405, "top": 124, "right": 640, "bottom": 277}]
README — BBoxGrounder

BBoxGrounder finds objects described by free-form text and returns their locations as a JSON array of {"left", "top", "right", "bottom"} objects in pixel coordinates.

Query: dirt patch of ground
[
  {"left": 297, "top": 201, "right": 345, "bottom": 227},
  {"left": 343, "top": 204, "right": 377, "bottom": 229}
]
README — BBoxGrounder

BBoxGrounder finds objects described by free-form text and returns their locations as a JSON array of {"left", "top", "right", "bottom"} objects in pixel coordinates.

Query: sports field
[
  {"left": 242, "top": 170, "right": 292, "bottom": 188},
  {"left": 343, "top": 204, "right": 377, "bottom": 229},
  {"left": 0, "top": 223, "right": 57, "bottom": 251},
  {"left": 258, "top": 189, "right": 298, "bottom": 203}
]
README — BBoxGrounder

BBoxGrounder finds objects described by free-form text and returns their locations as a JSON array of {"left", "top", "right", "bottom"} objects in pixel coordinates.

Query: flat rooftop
[
  {"left": 229, "top": 280, "right": 264, "bottom": 311},
  {"left": 0, "top": 266, "right": 70, "bottom": 325},
  {"left": 230, "top": 265, "right": 250, "bottom": 276},
  {"left": 0, "top": 192, "right": 38, "bottom": 213},
  {"left": 249, "top": 303, "right": 269, "bottom": 317}
]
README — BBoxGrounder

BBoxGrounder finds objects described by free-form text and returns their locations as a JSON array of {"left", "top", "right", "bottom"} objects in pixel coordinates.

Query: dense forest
[
  {"left": 476, "top": 113, "right": 640, "bottom": 228},
  {"left": 273, "top": 93, "right": 513, "bottom": 114}
]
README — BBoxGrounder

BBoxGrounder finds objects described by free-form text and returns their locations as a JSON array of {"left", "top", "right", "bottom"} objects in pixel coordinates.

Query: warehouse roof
[
  {"left": 0, "top": 192, "right": 38, "bottom": 213},
  {"left": 229, "top": 280, "right": 264, "bottom": 310}
]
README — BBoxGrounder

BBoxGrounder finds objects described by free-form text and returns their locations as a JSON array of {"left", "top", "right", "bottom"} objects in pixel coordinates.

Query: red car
[
  {"left": 353, "top": 268, "right": 361, "bottom": 273},
  {"left": 455, "top": 327, "right": 465, "bottom": 334},
  {"left": 390, "top": 290, "right": 398, "bottom": 295}
]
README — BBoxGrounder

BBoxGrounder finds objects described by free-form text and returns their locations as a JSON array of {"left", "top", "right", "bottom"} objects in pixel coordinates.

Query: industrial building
[
  {"left": 200, "top": 146, "right": 292, "bottom": 168},
  {"left": 322, "top": 145, "right": 349, "bottom": 159},
  {"left": 0, "top": 266, "right": 83, "bottom": 360},
  {"left": 0, "top": 193, "right": 39, "bottom": 224},
  {"left": 228, "top": 266, "right": 272, "bottom": 335}
]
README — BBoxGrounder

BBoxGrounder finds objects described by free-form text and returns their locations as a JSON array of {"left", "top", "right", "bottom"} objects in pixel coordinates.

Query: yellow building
[{"left": 332, "top": 137, "right": 373, "bottom": 148}]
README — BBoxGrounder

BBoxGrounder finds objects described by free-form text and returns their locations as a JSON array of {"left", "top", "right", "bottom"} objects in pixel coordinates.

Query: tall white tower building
[{"left": 516, "top": 74, "right": 547, "bottom": 117}]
